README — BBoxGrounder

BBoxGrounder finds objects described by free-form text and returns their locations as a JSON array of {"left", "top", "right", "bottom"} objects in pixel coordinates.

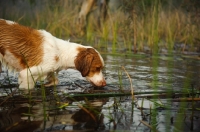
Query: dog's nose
[
  {"left": 101, "top": 78, "right": 106, "bottom": 87},
  {"left": 101, "top": 80, "right": 106, "bottom": 87}
]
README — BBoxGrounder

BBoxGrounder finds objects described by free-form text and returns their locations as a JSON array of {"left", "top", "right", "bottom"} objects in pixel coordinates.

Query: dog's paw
[
  {"left": 44, "top": 78, "right": 59, "bottom": 87},
  {"left": 18, "top": 81, "right": 35, "bottom": 90}
]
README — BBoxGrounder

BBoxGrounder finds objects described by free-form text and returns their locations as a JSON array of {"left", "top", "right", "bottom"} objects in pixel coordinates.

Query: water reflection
[{"left": 0, "top": 96, "right": 107, "bottom": 131}]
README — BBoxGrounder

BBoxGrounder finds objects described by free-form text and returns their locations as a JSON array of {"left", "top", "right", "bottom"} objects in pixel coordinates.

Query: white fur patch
[
  {"left": 3, "top": 50, "right": 22, "bottom": 71},
  {"left": 0, "top": 50, "right": 21, "bottom": 75},
  {"left": 4, "top": 19, "right": 15, "bottom": 25},
  {"left": 86, "top": 70, "right": 105, "bottom": 87}
]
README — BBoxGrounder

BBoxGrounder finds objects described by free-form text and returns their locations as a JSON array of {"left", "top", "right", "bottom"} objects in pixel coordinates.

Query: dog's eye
[{"left": 96, "top": 67, "right": 100, "bottom": 71}]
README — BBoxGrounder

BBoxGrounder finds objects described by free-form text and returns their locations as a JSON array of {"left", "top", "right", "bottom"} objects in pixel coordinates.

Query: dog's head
[{"left": 74, "top": 47, "right": 106, "bottom": 87}]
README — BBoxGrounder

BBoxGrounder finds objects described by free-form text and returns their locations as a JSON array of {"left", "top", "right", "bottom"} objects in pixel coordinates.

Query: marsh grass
[
  {"left": 111, "top": 22, "right": 118, "bottom": 53},
  {"left": 165, "top": 48, "right": 174, "bottom": 131},
  {"left": 150, "top": 0, "right": 160, "bottom": 125},
  {"left": 151, "top": 55, "right": 159, "bottom": 131},
  {"left": 41, "top": 83, "right": 47, "bottom": 129},
  {"left": 13, "top": 1, "right": 78, "bottom": 39},
  {"left": 173, "top": 64, "right": 194, "bottom": 131},
  {"left": 117, "top": 69, "right": 123, "bottom": 90},
  {"left": 4, "top": 0, "right": 199, "bottom": 54}
]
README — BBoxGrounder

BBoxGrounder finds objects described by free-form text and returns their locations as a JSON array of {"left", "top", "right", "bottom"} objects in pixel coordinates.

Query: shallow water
[{"left": 0, "top": 53, "right": 200, "bottom": 132}]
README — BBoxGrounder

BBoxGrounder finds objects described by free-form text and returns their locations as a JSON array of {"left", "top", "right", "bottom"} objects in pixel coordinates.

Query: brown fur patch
[
  {"left": 55, "top": 56, "right": 59, "bottom": 62},
  {"left": 0, "top": 19, "right": 44, "bottom": 69},
  {"left": 74, "top": 47, "right": 103, "bottom": 77},
  {"left": 0, "top": 46, "right": 5, "bottom": 56}
]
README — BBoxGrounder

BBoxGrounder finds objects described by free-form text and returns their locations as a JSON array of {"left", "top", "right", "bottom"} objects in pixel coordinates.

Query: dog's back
[{"left": 0, "top": 19, "right": 44, "bottom": 71}]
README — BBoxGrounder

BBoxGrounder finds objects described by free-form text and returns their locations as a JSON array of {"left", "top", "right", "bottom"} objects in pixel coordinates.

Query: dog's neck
[{"left": 54, "top": 37, "right": 82, "bottom": 70}]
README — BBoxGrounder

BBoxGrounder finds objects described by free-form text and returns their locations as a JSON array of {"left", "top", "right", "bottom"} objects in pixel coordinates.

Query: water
[
  {"left": 104, "top": 53, "right": 200, "bottom": 91},
  {"left": 0, "top": 53, "right": 200, "bottom": 132}
]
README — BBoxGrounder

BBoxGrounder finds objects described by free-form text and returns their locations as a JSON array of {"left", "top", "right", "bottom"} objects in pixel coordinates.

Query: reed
[
  {"left": 173, "top": 63, "right": 194, "bottom": 131},
  {"left": 85, "top": 21, "right": 93, "bottom": 42},
  {"left": 99, "top": 23, "right": 109, "bottom": 50},
  {"left": 100, "top": 22, "right": 109, "bottom": 43},
  {"left": 112, "top": 22, "right": 118, "bottom": 53},
  {"left": 165, "top": 42, "right": 174, "bottom": 131},
  {"left": 150, "top": 1, "right": 160, "bottom": 127},
  {"left": 151, "top": 54, "right": 159, "bottom": 131},
  {"left": 36, "top": 71, "right": 48, "bottom": 130},
  {"left": 128, "top": 0, "right": 200, "bottom": 53},
  {"left": 118, "top": 69, "right": 123, "bottom": 90}
]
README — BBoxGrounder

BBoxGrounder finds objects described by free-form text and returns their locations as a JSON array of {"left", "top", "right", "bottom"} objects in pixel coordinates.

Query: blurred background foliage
[{"left": 0, "top": 0, "right": 200, "bottom": 54}]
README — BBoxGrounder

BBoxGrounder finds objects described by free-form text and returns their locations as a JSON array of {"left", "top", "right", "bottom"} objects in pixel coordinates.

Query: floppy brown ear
[{"left": 74, "top": 48, "right": 94, "bottom": 77}]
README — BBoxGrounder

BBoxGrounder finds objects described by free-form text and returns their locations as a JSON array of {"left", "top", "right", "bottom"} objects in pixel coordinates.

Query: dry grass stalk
[
  {"left": 0, "top": 89, "right": 18, "bottom": 106},
  {"left": 77, "top": 104, "right": 97, "bottom": 122},
  {"left": 121, "top": 66, "right": 135, "bottom": 99},
  {"left": 140, "top": 120, "right": 158, "bottom": 132}
]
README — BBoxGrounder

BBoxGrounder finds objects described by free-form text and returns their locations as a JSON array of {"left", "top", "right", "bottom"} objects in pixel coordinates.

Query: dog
[{"left": 0, "top": 19, "right": 106, "bottom": 89}]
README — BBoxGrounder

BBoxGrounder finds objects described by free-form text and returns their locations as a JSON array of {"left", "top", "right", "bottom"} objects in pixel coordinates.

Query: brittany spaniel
[{"left": 0, "top": 19, "right": 106, "bottom": 89}]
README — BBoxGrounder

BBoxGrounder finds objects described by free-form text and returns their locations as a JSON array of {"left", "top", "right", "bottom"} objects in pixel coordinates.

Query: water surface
[{"left": 0, "top": 53, "right": 200, "bottom": 132}]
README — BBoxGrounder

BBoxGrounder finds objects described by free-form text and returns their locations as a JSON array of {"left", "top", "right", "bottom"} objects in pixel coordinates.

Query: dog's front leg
[
  {"left": 18, "top": 66, "right": 48, "bottom": 89},
  {"left": 45, "top": 72, "right": 59, "bottom": 87},
  {"left": 18, "top": 68, "right": 37, "bottom": 90}
]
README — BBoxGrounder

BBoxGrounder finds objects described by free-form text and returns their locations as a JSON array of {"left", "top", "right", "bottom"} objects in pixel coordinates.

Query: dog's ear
[{"left": 74, "top": 48, "right": 94, "bottom": 77}]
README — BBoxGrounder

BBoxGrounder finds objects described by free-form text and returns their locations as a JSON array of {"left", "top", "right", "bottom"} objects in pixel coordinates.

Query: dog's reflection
[{"left": 20, "top": 99, "right": 107, "bottom": 131}]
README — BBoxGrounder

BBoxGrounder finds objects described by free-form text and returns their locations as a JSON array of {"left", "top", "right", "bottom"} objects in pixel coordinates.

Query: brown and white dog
[{"left": 0, "top": 19, "right": 106, "bottom": 89}]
